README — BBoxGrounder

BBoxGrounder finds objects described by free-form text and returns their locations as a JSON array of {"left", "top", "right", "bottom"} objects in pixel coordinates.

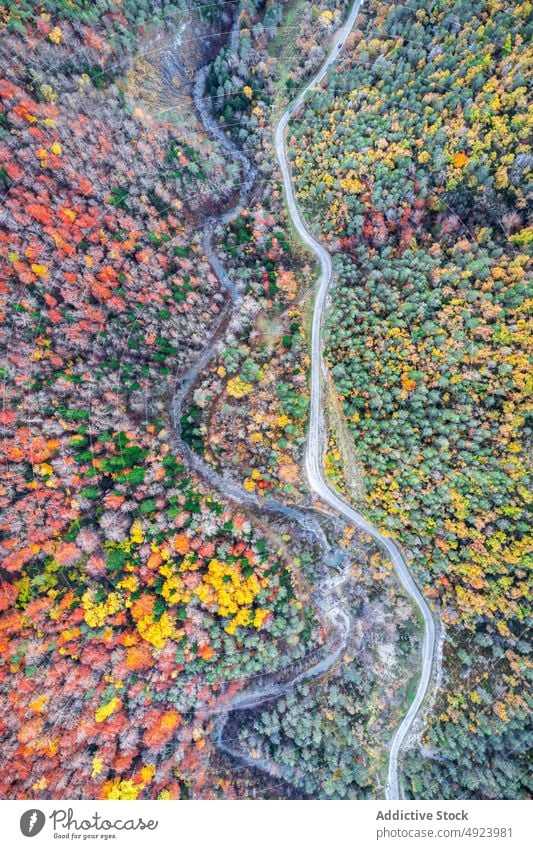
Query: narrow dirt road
[
  {"left": 274, "top": 0, "right": 437, "bottom": 800},
  {"left": 176, "top": 0, "right": 438, "bottom": 800}
]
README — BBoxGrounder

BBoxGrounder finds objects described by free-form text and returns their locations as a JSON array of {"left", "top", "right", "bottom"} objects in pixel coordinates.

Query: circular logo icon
[{"left": 20, "top": 809, "right": 46, "bottom": 837}]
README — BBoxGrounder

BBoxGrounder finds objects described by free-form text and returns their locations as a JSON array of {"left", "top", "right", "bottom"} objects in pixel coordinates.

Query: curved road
[{"left": 275, "top": 0, "right": 437, "bottom": 799}]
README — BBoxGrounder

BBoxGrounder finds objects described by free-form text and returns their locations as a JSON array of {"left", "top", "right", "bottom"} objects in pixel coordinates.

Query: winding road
[
  {"left": 275, "top": 0, "right": 437, "bottom": 800},
  {"left": 176, "top": 0, "right": 438, "bottom": 800}
]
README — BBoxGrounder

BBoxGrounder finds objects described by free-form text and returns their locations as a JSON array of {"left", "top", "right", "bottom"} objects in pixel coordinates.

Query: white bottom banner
[{"left": 1, "top": 799, "right": 529, "bottom": 849}]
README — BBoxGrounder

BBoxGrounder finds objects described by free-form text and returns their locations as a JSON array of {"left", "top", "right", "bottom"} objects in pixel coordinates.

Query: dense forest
[
  {"left": 0, "top": 0, "right": 328, "bottom": 799},
  {"left": 291, "top": 0, "right": 531, "bottom": 799},
  {"left": 0, "top": 0, "right": 417, "bottom": 801}
]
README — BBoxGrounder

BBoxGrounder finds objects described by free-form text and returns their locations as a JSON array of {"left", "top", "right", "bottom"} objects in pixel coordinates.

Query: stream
[{"left": 170, "top": 0, "right": 439, "bottom": 801}]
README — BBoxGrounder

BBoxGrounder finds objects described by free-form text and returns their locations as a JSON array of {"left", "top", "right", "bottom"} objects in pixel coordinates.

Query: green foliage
[{"left": 293, "top": 0, "right": 532, "bottom": 800}]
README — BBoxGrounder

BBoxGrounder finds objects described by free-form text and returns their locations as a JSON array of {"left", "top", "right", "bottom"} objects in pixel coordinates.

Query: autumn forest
[{"left": 0, "top": 0, "right": 530, "bottom": 802}]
